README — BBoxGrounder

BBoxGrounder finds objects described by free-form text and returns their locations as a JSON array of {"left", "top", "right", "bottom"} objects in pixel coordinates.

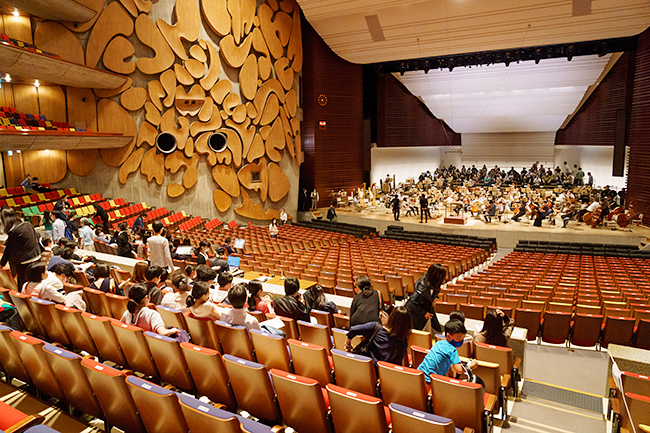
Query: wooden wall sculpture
[{"left": 25, "top": 0, "right": 303, "bottom": 221}]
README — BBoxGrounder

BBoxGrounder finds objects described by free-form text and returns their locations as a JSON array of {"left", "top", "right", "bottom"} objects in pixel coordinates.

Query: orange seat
[{"left": 327, "top": 383, "right": 390, "bottom": 433}]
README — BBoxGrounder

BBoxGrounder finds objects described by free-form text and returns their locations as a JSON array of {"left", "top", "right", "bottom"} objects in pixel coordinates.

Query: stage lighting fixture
[
  {"left": 399, "top": 62, "right": 406, "bottom": 75},
  {"left": 423, "top": 60, "right": 430, "bottom": 74},
  {"left": 567, "top": 45, "right": 574, "bottom": 61},
  {"left": 504, "top": 52, "right": 511, "bottom": 67},
  {"left": 534, "top": 48, "right": 542, "bottom": 64},
  {"left": 598, "top": 42, "right": 608, "bottom": 57},
  {"left": 448, "top": 58, "right": 455, "bottom": 72}
]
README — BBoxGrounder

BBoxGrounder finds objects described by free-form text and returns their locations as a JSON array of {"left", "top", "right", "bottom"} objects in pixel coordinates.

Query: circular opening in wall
[
  {"left": 155, "top": 132, "right": 177, "bottom": 154},
  {"left": 208, "top": 132, "right": 228, "bottom": 153}
]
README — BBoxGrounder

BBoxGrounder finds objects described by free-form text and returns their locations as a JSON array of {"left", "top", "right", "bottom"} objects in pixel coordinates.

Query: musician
[
  {"left": 391, "top": 195, "right": 401, "bottom": 221},
  {"left": 511, "top": 199, "right": 528, "bottom": 222},
  {"left": 419, "top": 194, "right": 430, "bottom": 223},
  {"left": 484, "top": 200, "right": 496, "bottom": 223}
]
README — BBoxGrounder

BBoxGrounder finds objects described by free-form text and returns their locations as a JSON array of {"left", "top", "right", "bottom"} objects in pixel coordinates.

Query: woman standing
[
  {"left": 349, "top": 276, "right": 384, "bottom": 326},
  {"left": 0, "top": 208, "right": 41, "bottom": 288},
  {"left": 116, "top": 222, "right": 133, "bottom": 258},
  {"left": 269, "top": 219, "right": 279, "bottom": 239},
  {"left": 404, "top": 263, "right": 446, "bottom": 333}
]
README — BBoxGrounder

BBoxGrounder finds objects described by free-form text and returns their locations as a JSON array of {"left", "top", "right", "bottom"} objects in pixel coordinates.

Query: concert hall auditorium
[{"left": 0, "top": 0, "right": 650, "bottom": 432}]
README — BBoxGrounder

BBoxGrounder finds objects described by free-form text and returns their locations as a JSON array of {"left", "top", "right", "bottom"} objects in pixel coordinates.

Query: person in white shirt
[
  {"left": 121, "top": 283, "right": 180, "bottom": 336},
  {"left": 52, "top": 211, "right": 66, "bottom": 242},
  {"left": 187, "top": 281, "right": 221, "bottom": 321},
  {"left": 161, "top": 272, "right": 191, "bottom": 311},
  {"left": 279, "top": 208, "right": 288, "bottom": 226},
  {"left": 27, "top": 262, "right": 85, "bottom": 310},
  {"left": 586, "top": 200, "right": 600, "bottom": 213},
  {"left": 147, "top": 220, "right": 174, "bottom": 271},
  {"left": 79, "top": 218, "right": 95, "bottom": 250},
  {"left": 219, "top": 283, "right": 261, "bottom": 331}
]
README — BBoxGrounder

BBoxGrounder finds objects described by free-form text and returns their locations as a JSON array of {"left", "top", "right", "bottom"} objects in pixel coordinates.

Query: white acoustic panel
[{"left": 397, "top": 54, "right": 612, "bottom": 133}]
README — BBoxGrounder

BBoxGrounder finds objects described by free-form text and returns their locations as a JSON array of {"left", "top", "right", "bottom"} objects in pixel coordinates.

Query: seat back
[
  {"left": 111, "top": 320, "right": 159, "bottom": 377},
  {"left": 250, "top": 328, "right": 292, "bottom": 371},
  {"left": 514, "top": 308, "right": 542, "bottom": 341},
  {"left": 411, "top": 345, "right": 429, "bottom": 369},
  {"left": 460, "top": 303, "right": 486, "bottom": 320},
  {"left": 541, "top": 311, "right": 571, "bottom": 344},
  {"left": 214, "top": 320, "right": 255, "bottom": 361},
  {"left": 126, "top": 375, "right": 188, "bottom": 433},
  {"left": 311, "top": 309, "right": 334, "bottom": 329},
  {"left": 81, "top": 313, "right": 128, "bottom": 365},
  {"left": 156, "top": 305, "right": 188, "bottom": 331},
  {"left": 333, "top": 313, "right": 350, "bottom": 330},
  {"left": 0, "top": 324, "right": 31, "bottom": 384},
  {"left": 105, "top": 293, "right": 129, "bottom": 319},
  {"left": 332, "top": 327, "right": 362, "bottom": 351},
  {"left": 390, "top": 402, "right": 457, "bottom": 433},
  {"left": 288, "top": 339, "right": 332, "bottom": 387},
  {"left": 331, "top": 348, "right": 377, "bottom": 396},
  {"left": 54, "top": 305, "right": 98, "bottom": 356},
  {"left": 377, "top": 361, "right": 428, "bottom": 411},
  {"left": 10, "top": 331, "right": 66, "bottom": 401},
  {"left": 112, "top": 269, "right": 132, "bottom": 286},
  {"left": 297, "top": 320, "right": 332, "bottom": 351},
  {"left": 83, "top": 287, "right": 111, "bottom": 317},
  {"left": 270, "top": 368, "right": 331, "bottom": 433},
  {"left": 600, "top": 316, "right": 635, "bottom": 348},
  {"left": 621, "top": 371, "right": 650, "bottom": 397},
  {"left": 9, "top": 291, "right": 46, "bottom": 336},
  {"left": 326, "top": 383, "right": 389, "bottom": 433},
  {"left": 275, "top": 315, "right": 299, "bottom": 340},
  {"left": 28, "top": 297, "right": 71, "bottom": 346},
  {"left": 569, "top": 314, "right": 603, "bottom": 347},
  {"left": 474, "top": 342, "right": 513, "bottom": 380},
  {"left": 144, "top": 331, "right": 194, "bottom": 392},
  {"left": 223, "top": 354, "right": 281, "bottom": 422},
  {"left": 634, "top": 319, "right": 650, "bottom": 350},
  {"left": 74, "top": 270, "right": 91, "bottom": 287},
  {"left": 42, "top": 343, "right": 103, "bottom": 418},
  {"left": 430, "top": 373, "right": 485, "bottom": 433},
  {"left": 180, "top": 342, "right": 237, "bottom": 411},
  {"left": 184, "top": 313, "right": 221, "bottom": 350},
  {"left": 178, "top": 394, "right": 242, "bottom": 433},
  {"left": 621, "top": 392, "right": 650, "bottom": 432},
  {"left": 472, "top": 360, "right": 502, "bottom": 411}
]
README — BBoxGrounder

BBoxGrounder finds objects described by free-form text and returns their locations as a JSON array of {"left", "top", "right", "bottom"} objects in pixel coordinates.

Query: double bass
[{"left": 583, "top": 204, "right": 603, "bottom": 227}]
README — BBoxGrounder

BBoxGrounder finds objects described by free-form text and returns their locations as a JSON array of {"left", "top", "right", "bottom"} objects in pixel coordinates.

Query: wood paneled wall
[
  {"left": 627, "top": 28, "right": 650, "bottom": 217},
  {"left": 555, "top": 53, "right": 630, "bottom": 146},
  {"left": 300, "top": 16, "right": 364, "bottom": 208},
  {"left": 376, "top": 74, "right": 460, "bottom": 148}
]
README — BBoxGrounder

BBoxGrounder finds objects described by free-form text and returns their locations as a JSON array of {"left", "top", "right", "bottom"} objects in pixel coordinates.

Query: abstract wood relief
[{"left": 61, "top": 0, "right": 303, "bottom": 219}]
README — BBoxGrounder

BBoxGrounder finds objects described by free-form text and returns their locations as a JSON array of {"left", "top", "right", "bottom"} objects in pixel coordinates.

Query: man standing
[
  {"left": 52, "top": 211, "right": 67, "bottom": 242},
  {"left": 94, "top": 203, "right": 109, "bottom": 234},
  {"left": 147, "top": 220, "right": 174, "bottom": 271},
  {"left": 391, "top": 195, "right": 400, "bottom": 221},
  {"left": 311, "top": 188, "right": 319, "bottom": 211},
  {"left": 419, "top": 194, "right": 430, "bottom": 223}
]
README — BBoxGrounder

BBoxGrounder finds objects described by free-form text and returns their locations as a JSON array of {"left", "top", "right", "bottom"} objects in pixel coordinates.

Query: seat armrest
[
  {"left": 513, "top": 357, "right": 521, "bottom": 369},
  {"left": 271, "top": 426, "right": 285, "bottom": 433},
  {"left": 5, "top": 414, "right": 44, "bottom": 433},
  {"left": 501, "top": 374, "right": 511, "bottom": 388},
  {"left": 462, "top": 428, "right": 475, "bottom": 433},
  {"left": 484, "top": 393, "right": 497, "bottom": 412}
]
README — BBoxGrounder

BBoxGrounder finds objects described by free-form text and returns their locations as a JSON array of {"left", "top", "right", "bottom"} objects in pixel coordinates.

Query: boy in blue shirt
[{"left": 417, "top": 319, "right": 477, "bottom": 382}]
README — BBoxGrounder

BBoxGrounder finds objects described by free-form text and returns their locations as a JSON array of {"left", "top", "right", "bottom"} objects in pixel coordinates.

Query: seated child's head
[
  {"left": 449, "top": 310, "right": 465, "bottom": 324},
  {"left": 186, "top": 281, "right": 210, "bottom": 308},
  {"left": 444, "top": 319, "right": 467, "bottom": 348},
  {"left": 228, "top": 283, "right": 248, "bottom": 309},
  {"left": 217, "top": 272, "right": 233, "bottom": 289},
  {"left": 145, "top": 265, "right": 163, "bottom": 283},
  {"left": 196, "top": 264, "right": 216, "bottom": 283}
]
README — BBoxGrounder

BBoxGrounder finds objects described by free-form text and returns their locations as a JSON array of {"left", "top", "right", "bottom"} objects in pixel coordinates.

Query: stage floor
[{"left": 304, "top": 206, "right": 650, "bottom": 249}]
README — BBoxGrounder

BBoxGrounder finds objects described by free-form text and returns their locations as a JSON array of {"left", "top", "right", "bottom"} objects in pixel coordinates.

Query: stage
[{"left": 303, "top": 206, "right": 650, "bottom": 249}]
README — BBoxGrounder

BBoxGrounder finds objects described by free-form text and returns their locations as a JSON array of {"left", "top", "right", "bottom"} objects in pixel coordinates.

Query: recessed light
[
  {"left": 4, "top": 74, "right": 11, "bottom": 83},
  {"left": 13, "top": 10, "right": 19, "bottom": 17},
  {"left": 34, "top": 80, "right": 39, "bottom": 88}
]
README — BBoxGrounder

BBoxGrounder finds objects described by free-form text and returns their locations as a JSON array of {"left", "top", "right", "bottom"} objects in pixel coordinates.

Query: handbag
[{"left": 352, "top": 322, "right": 382, "bottom": 356}]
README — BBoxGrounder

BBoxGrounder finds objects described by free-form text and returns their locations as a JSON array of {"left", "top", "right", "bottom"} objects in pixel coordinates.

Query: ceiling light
[
  {"left": 7, "top": 151, "right": 12, "bottom": 156},
  {"left": 34, "top": 80, "right": 39, "bottom": 88},
  {"left": 4, "top": 74, "right": 11, "bottom": 83},
  {"left": 16, "top": 150, "right": 21, "bottom": 153},
  {"left": 13, "top": 10, "right": 19, "bottom": 17}
]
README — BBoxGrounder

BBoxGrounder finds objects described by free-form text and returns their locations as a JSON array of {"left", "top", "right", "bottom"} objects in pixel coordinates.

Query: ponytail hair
[
  {"left": 186, "top": 281, "right": 210, "bottom": 308},
  {"left": 247, "top": 280, "right": 263, "bottom": 311},
  {"left": 127, "top": 283, "right": 149, "bottom": 314},
  {"left": 356, "top": 275, "right": 373, "bottom": 298}
]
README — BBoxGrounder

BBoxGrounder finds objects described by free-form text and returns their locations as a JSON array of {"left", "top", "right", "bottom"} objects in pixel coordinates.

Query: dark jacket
[
  {"left": 303, "top": 290, "right": 338, "bottom": 315},
  {"left": 0, "top": 221, "right": 41, "bottom": 274},
  {"left": 274, "top": 294, "right": 310, "bottom": 323},
  {"left": 116, "top": 231, "right": 133, "bottom": 257},
  {"left": 404, "top": 274, "right": 442, "bottom": 332},
  {"left": 94, "top": 204, "right": 108, "bottom": 223}
]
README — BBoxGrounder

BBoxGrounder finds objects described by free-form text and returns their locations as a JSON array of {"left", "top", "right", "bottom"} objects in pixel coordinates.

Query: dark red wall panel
[{"left": 377, "top": 74, "right": 460, "bottom": 147}]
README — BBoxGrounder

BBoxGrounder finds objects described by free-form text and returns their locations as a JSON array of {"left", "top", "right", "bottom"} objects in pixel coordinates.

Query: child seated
[
  {"left": 186, "top": 281, "right": 221, "bottom": 321},
  {"left": 220, "top": 283, "right": 261, "bottom": 331},
  {"left": 417, "top": 319, "right": 477, "bottom": 382}
]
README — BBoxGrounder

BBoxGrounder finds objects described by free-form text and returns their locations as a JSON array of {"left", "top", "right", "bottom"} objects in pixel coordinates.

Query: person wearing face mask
[{"left": 417, "top": 320, "right": 477, "bottom": 382}]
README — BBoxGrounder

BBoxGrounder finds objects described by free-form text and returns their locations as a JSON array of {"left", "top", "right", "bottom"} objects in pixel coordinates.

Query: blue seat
[
  {"left": 390, "top": 402, "right": 464, "bottom": 433},
  {"left": 178, "top": 394, "right": 276, "bottom": 433}
]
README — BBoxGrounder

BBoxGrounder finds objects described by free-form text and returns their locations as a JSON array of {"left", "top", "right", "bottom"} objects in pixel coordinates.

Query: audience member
[
  {"left": 247, "top": 280, "right": 274, "bottom": 315},
  {"left": 273, "top": 277, "right": 310, "bottom": 322},
  {"left": 186, "top": 281, "right": 221, "bottom": 321},
  {"left": 349, "top": 276, "right": 383, "bottom": 326},
  {"left": 147, "top": 220, "right": 174, "bottom": 271},
  {"left": 345, "top": 306, "right": 412, "bottom": 365},
  {"left": 161, "top": 272, "right": 191, "bottom": 311},
  {"left": 40, "top": 236, "right": 53, "bottom": 252},
  {"left": 220, "top": 283, "right": 261, "bottom": 331},
  {"left": 121, "top": 283, "right": 179, "bottom": 336},
  {"left": 89, "top": 263, "right": 122, "bottom": 295},
  {"left": 94, "top": 228, "right": 110, "bottom": 244},
  {"left": 116, "top": 222, "right": 134, "bottom": 258},
  {"left": 269, "top": 218, "right": 279, "bottom": 239},
  {"left": 144, "top": 265, "right": 164, "bottom": 305},
  {"left": 473, "top": 308, "right": 515, "bottom": 349},
  {"left": 47, "top": 247, "right": 74, "bottom": 271},
  {"left": 221, "top": 237, "right": 235, "bottom": 255},
  {"left": 304, "top": 284, "right": 340, "bottom": 314},
  {"left": 213, "top": 271, "right": 232, "bottom": 303},
  {"left": 93, "top": 203, "right": 109, "bottom": 234},
  {"left": 417, "top": 320, "right": 477, "bottom": 382},
  {"left": 211, "top": 247, "right": 229, "bottom": 274},
  {"left": 0, "top": 208, "right": 42, "bottom": 288},
  {"left": 41, "top": 210, "right": 54, "bottom": 239},
  {"left": 404, "top": 263, "right": 446, "bottom": 333},
  {"left": 79, "top": 218, "right": 95, "bottom": 251},
  {"left": 195, "top": 240, "right": 211, "bottom": 265}
]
